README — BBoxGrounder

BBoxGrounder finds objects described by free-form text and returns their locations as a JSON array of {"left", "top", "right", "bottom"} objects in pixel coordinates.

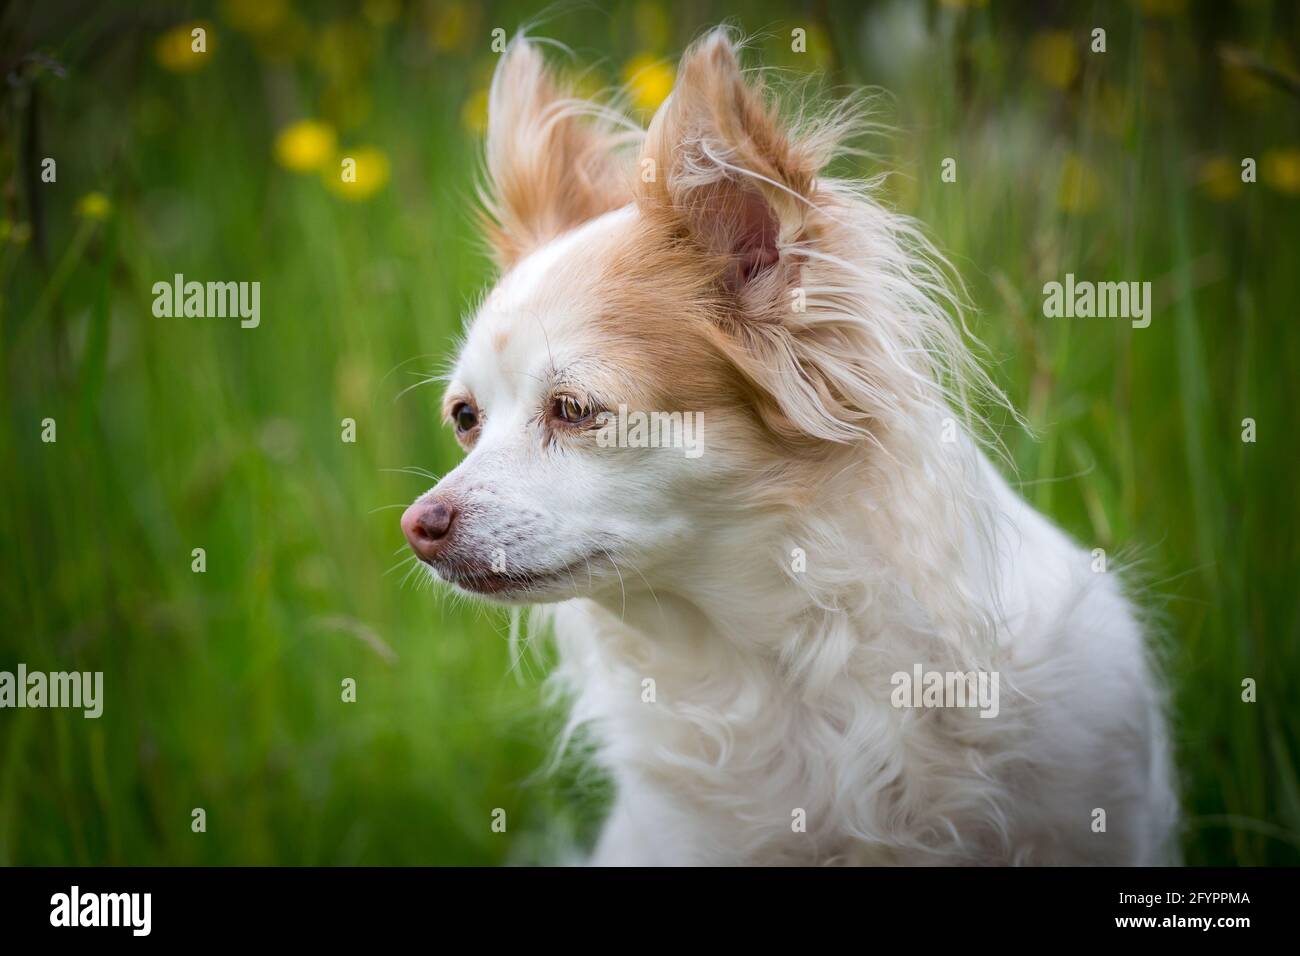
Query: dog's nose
[{"left": 401, "top": 498, "right": 456, "bottom": 561}]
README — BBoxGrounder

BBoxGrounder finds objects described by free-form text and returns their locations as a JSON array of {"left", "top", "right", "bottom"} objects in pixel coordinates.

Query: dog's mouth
[{"left": 425, "top": 553, "right": 603, "bottom": 600}]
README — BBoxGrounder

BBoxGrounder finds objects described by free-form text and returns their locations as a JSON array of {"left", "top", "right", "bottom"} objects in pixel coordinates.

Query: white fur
[{"left": 549, "top": 454, "right": 1178, "bottom": 865}]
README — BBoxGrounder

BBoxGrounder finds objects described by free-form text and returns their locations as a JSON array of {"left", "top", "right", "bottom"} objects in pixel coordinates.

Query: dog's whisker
[
  {"left": 385, "top": 553, "right": 420, "bottom": 578},
  {"left": 380, "top": 466, "right": 441, "bottom": 482}
]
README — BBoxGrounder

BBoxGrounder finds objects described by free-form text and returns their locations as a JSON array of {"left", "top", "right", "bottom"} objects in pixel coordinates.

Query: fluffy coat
[{"left": 405, "top": 29, "right": 1179, "bottom": 865}]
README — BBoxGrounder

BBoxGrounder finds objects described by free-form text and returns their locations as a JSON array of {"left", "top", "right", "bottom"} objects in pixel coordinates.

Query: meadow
[{"left": 1, "top": 0, "right": 1296, "bottom": 865}]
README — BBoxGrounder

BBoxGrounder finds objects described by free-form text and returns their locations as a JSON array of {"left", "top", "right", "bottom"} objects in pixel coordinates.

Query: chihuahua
[{"left": 401, "top": 29, "right": 1178, "bottom": 865}]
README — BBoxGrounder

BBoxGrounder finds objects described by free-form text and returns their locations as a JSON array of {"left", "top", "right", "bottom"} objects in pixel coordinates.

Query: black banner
[{"left": 0, "top": 866, "right": 1280, "bottom": 941}]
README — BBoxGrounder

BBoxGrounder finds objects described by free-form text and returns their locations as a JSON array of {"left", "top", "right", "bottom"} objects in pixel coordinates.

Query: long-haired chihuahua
[{"left": 401, "top": 29, "right": 1178, "bottom": 866}]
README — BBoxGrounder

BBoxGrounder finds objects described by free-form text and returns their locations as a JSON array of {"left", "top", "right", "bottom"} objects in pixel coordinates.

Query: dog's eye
[
  {"left": 452, "top": 402, "right": 479, "bottom": 434},
  {"left": 554, "top": 395, "right": 593, "bottom": 425}
]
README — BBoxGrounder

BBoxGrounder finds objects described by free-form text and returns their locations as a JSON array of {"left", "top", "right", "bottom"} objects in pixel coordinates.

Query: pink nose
[{"left": 401, "top": 498, "right": 456, "bottom": 562}]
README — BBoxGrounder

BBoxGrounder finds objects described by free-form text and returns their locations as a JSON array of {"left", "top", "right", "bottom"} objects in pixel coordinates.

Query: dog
[{"left": 400, "top": 29, "right": 1179, "bottom": 865}]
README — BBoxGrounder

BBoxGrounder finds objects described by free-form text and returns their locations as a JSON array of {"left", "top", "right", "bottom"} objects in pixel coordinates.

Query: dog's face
[
  {"left": 407, "top": 206, "right": 746, "bottom": 602},
  {"left": 403, "top": 32, "right": 905, "bottom": 603}
]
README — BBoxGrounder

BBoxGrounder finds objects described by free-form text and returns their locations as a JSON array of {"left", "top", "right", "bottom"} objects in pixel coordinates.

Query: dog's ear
[
  {"left": 480, "top": 39, "right": 634, "bottom": 269},
  {"left": 636, "top": 30, "right": 832, "bottom": 308},
  {"left": 638, "top": 30, "right": 873, "bottom": 444}
]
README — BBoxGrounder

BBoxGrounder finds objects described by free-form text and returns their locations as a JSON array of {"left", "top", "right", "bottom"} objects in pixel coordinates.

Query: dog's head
[{"left": 402, "top": 30, "right": 971, "bottom": 603}]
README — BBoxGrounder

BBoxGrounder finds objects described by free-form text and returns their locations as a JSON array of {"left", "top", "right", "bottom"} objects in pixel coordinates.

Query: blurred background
[{"left": 1, "top": 0, "right": 1297, "bottom": 865}]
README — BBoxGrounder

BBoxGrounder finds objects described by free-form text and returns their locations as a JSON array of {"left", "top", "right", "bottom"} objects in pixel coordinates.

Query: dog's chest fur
[{"left": 546, "top": 469, "right": 1175, "bottom": 867}]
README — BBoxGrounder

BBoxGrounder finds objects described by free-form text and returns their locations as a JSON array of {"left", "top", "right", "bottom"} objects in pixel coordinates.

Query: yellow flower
[
  {"left": 275, "top": 120, "right": 337, "bottom": 172},
  {"left": 1029, "top": 31, "right": 1079, "bottom": 90},
  {"left": 623, "top": 54, "right": 674, "bottom": 113},
  {"left": 462, "top": 88, "right": 489, "bottom": 134},
  {"left": 1058, "top": 153, "right": 1101, "bottom": 214},
  {"left": 155, "top": 22, "right": 214, "bottom": 72},
  {"left": 1197, "top": 158, "right": 1241, "bottom": 202},
  {"left": 221, "top": 0, "right": 287, "bottom": 34},
  {"left": 326, "top": 147, "right": 391, "bottom": 201},
  {"left": 1262, "top": 148, "right": 1300, "bottom": 195},
  {"left": 77, "top": 192, "right": 112, "bottom": 221}
]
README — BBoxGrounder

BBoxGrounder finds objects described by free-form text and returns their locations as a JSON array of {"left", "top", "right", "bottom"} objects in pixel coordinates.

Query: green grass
[{"left": 1, "top": 0, "right": 1297, "bottom": 865}]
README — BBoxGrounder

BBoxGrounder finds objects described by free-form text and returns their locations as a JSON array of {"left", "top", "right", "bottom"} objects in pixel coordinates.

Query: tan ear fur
[
  {"left": 635, "top": 29, "right": 827, "bottom": 294},
  {"left": 481, "top": 39, "right": 635, "bottom": 269}
]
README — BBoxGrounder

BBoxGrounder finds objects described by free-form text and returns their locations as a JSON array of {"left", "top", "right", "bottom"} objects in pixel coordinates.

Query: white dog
[{"left": 401, "top": 29, "right": 1179, "bottom": 865}]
